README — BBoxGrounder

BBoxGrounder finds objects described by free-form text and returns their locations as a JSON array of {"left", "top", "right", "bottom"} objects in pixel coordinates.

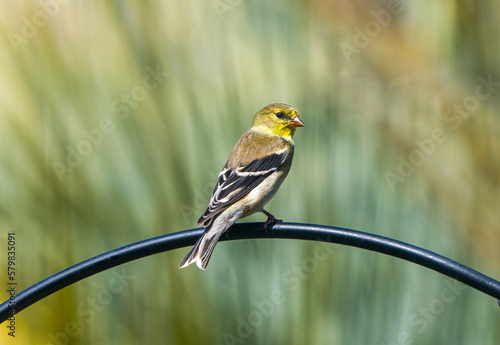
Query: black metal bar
[{"left": 1, "top": 222, "right": 499, "bottom": 323}]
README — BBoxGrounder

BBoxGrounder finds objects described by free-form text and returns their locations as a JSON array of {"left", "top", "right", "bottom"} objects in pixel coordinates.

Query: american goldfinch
[{"left": 180, "top": 103, "right": 304, "bottom": 270}]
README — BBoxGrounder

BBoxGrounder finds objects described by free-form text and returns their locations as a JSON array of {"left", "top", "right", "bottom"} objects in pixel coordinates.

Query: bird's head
[{"left": 252, "top": 103, "right": 304, "bottom": 139}]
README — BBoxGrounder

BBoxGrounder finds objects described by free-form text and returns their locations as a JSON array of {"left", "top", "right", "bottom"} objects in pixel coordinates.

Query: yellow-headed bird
[{"left": 180, "top": 103, "right": 304, "bottom": 269}]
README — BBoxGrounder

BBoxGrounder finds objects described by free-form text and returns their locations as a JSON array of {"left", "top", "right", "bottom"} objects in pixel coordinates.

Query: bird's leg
[{"left": 262, "top": 209, "right": 282, "bottom": 233}]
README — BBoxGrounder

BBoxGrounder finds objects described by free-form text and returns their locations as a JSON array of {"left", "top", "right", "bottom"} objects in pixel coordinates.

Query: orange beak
[{"left": 289, "top": 115, "right": 305, "bottom": 128}]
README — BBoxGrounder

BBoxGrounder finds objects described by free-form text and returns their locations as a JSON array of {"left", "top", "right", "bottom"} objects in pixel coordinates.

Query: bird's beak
[{"left": 289, "top": 115, "right": 305, "bottom": 127}]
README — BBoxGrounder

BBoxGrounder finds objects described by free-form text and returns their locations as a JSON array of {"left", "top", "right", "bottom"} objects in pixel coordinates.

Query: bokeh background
[{"left": 1, "top": 0, "right": 500, "bottom": 344}]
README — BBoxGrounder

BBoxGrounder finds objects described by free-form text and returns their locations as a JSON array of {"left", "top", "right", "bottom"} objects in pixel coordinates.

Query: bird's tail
[{"left": 179, "top": 221, "right": 225, "bottom": 270}]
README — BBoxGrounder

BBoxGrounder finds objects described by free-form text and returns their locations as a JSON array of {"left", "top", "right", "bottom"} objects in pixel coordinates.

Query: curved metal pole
[{"left": 1, "top": 222, "right": 499, "bottom": 323}]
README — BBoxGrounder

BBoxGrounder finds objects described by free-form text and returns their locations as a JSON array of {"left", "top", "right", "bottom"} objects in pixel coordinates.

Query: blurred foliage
[{"left": 1, "top": 0, "right": 500, "bottom": 344}]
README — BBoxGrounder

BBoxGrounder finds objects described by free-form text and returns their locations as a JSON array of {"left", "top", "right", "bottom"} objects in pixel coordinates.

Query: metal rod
[{"left": 1, "top": 222, "right": 499, "bottom": 323}]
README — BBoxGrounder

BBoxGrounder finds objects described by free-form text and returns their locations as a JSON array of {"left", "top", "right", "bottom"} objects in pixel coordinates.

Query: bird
[{"left": 179, "top": 103, "right": 304, "bottom": 270}]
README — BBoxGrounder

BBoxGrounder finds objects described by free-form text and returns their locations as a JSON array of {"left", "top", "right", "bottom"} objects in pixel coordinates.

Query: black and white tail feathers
[{"left": 179, "top": 221, "right": 226, "bottom": 270}]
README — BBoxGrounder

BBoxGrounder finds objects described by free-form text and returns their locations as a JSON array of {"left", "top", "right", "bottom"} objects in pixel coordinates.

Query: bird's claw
[{"left": 262, "top": 210, "right": 282, "bottom": 234}]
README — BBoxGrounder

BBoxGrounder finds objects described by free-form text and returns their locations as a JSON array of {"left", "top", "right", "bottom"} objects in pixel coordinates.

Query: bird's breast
[{"left": 240, "top": 170, "right": 287, "bottom": 217}]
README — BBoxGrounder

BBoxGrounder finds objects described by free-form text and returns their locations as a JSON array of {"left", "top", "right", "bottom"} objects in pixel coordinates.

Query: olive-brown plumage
[{"left": 180, "top": 103, "right": 304, "bottom": 269}]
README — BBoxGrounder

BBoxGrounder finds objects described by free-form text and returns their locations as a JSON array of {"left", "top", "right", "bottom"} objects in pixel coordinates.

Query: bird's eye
[{"left": 275, "top": 112, "right": 285, "bottom": 119}]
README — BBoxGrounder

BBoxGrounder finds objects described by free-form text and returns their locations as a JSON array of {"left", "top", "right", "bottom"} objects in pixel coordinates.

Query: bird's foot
[{"left": 262, "top": 210, "right": 282, "bottom": 233}]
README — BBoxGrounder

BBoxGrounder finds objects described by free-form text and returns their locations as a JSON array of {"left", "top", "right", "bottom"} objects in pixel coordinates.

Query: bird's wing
[{"left": 197, "top": 149, "right": 289, "bottom": 225}]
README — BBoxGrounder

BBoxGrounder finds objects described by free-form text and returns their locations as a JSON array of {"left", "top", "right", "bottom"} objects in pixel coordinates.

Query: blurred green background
[{"left": 1, "top": 0, "right": 500, "bottom": 344}]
